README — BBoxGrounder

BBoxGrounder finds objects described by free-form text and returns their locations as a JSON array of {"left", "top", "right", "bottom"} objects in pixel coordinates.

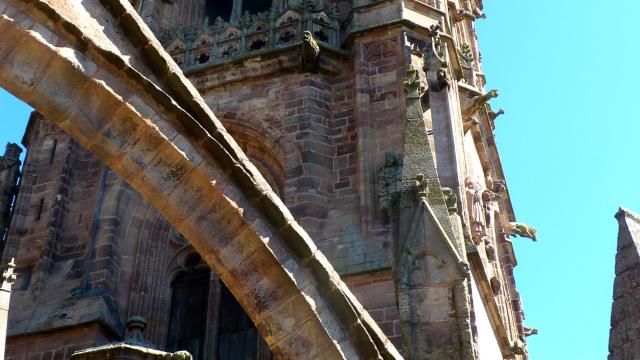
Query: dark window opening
[
  {"left": 242, "top": 0, "right": 271, "bottom": 14},
  {"left": 278, "top": 31, "right": 296, "bottom": 44},
  {"left": 205, "top": 0, "right": 234, "bottom": 22},
  {"left": 217, "top": 283, "right": 272, "bottom": 360},
  {"left": 35, "top": 198, "right": 44, "bottom": 220},
  {"left": 249, "top": 38, "right": 267, "bottom": 51},
  {"left": 49, "top": 139, "right": 57, "bottom": 165},
  {"left": 167, "top": 265, "right": 210, "bottom": 360},
  {"left": 197, "top": 52, "right": 211, "bottom": 64},
  {"left": 314, "top": 30, "right": 328, "bottom": 43}
]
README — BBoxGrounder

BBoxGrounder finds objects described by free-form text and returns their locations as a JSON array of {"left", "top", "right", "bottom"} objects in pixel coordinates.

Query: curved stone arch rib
[
  {"left": 0, "top": 1, "right": 401, "bottom": 359},
  {"left": 222, "top": 118, "right": 303, "bottom": 200},
  {"left": 222, "top": 121, "right": 286, "bottom": 197}
]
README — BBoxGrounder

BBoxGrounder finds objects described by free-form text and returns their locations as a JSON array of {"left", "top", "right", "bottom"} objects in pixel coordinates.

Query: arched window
[
  {"left": 167, "top": 255, "right": 210, "bottom": 360},
  {"left": 217, "top": 283, "right": 272, "bottom": 360},
  {"left": 167, "top": 253, "right": 273, "bottom": 360}
]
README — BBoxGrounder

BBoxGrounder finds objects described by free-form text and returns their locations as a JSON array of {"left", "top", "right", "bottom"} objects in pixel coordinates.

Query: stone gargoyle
[{"left": 504, "top": 222, "right": 537, "bottom": 241}]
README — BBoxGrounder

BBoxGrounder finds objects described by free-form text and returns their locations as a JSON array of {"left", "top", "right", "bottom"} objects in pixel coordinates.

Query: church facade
[{"left": 0, "top": 0, "right": 533, "bottom": 359}]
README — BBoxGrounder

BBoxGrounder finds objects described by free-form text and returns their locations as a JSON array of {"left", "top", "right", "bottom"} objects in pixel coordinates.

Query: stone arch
[{"left": 0, "top": 2, "right": 400, "bottom": 359}]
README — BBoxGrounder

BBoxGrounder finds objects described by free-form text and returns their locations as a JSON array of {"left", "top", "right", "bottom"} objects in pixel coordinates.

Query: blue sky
[{"left": 0, "top": 1, "right": 636, "bottom": 358}]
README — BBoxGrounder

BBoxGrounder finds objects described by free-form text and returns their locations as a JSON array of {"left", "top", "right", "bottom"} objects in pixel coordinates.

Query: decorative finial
[{"left": 126, "top": 316, "right": 154, "bottom": 347}]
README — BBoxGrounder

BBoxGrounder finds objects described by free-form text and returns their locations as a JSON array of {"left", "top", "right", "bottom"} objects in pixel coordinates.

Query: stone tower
[
  {"left": 609, "top": 207, "right": 640, "bottom": 360},
  {"left": 1, "top": 1, "right": 532, "bottom": 359},
  {"left": 0, "top": 143, "right": 21, "bottom": 247}
]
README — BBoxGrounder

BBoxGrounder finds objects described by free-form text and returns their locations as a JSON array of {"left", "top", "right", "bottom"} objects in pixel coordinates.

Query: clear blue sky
[{"left": 0, "top": 1, "right": 637, "bottom": 358}]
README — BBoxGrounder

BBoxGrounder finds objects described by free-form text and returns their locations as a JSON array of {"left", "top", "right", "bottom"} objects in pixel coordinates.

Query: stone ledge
[{"left": 71, "top": 342, "right": 191, "bottom": 360}]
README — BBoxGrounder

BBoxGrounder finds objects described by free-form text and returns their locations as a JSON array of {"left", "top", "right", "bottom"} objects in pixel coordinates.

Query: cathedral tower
[{"left": 2, "top": 1, "right": 532, "bottom": 359}]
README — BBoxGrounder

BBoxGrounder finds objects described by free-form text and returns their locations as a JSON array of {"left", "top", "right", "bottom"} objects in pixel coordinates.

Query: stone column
[{"left": 0, "top": 259, "right": 16, "bottom": 360}]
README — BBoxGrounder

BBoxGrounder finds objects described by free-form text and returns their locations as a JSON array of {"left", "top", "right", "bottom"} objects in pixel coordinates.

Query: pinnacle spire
[{"left": 609, "top": 207, "right": 640, "bottom": 359}]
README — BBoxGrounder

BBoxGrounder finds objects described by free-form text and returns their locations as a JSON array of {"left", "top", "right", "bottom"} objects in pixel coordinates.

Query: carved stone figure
[
  {"left": 300, "top": 31, "right": 320, "bottom": 72},
  {"left": 463, "top": 89, "right": 499, "bottom": 119},
  {"left": 511, "top": 340, "right": 526, "bottom": 356},
  {"left": 442, "top": 187, "right": 458, "bottom": 213},
  {"left": 504, "top": 222, "right": 538, "bottom": 241},
  {"left": 482, "top": 189, "right": 497, "bottom": 228},
  {"left": 465, "top": 179, "right": 486, "bottom": 242},
  {"left": 377, "top": 151, "right": 402, "bottom": 216},
  {"left": 473, "top": 7, "right": 487, "bottom": 19},
  {"left": 455, "top": 9, "right": 476, "bottom": 22}
]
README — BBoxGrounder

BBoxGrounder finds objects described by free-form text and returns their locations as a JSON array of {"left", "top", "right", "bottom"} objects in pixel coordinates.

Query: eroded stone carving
[
  {"left": 482, "top": 189, "right": 498, "bottom": 228},
  {"left": 442, "top": 187, "right": 458, "bottom": 214},
  {"left": 377, "top": 151, "right": 402, "bottom": 217},
  {"left": 504, "top": 222, "right": 538, "bottom": 241},
  {"left": 466, "top": 179, "right": 486, "bottom": 243}
]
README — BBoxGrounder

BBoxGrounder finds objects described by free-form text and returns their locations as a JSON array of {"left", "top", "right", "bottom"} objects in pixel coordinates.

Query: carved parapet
[{"left": 161, "top": 0, "right": 342, "bottom": 71}]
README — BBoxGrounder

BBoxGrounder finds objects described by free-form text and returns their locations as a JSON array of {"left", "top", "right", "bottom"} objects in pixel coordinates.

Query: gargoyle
[
  {"left": 489, "top": 108, "right": 505, "bottom": 121},
  {"left": 300, "top": 31, "right": 320, "bottom": 73},
  {"left": 473, "top": 7, "right": 487, "bottom": 20},
  {"left": 455, "top": 9, "right": 476, "bottom": 22},
  {"left": 504, "top": 222, "right": 537, "bottom": 241},
  {"left": 463, "top": 89, "right": 499, "bottom": 119},
  {"left": 523, "top": 326, "right": 539, "bottom": 337}
]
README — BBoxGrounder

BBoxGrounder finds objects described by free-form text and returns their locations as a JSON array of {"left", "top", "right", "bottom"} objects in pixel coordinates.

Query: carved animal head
[{"left": 303, "top": 31, "right": 313, "bottom": 43}]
